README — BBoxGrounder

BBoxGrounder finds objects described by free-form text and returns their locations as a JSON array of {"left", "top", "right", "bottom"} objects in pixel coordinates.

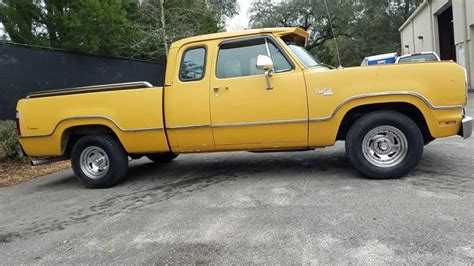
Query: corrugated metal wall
[{"left": 0, "top": 42, "right": 166, "bottom": 120}]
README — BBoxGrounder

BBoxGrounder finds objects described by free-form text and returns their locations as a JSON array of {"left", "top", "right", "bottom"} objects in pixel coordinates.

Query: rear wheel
[
  {"left": 146, "top": 152, "right": 178, "bottom": 163},
  {"left": 345, "top": 110, "right": 424, "bottom": 179},
  {"left": 71, "top": 134, "right": 128, "bottom": 188}
]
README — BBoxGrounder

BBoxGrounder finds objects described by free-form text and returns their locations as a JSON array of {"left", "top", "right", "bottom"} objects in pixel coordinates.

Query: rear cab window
[{"left": 398, "top": 53, "right": 438, "bottom": 63}]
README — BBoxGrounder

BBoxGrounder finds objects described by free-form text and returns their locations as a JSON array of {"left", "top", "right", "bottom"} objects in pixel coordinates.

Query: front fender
[{"left": 308, "top": 94, "right": 463, "bottom": 147}]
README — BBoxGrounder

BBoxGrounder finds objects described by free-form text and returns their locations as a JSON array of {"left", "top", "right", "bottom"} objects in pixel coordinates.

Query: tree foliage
[
  {"left": 0, "top": 0, "right": 136, "bottom": 56},
  {"left": 0, "top": 0, "right": 420, "bottom": 65},
  {"left": 0, "top": 0, "right": 45, "bottom": 45},
  {"left": 126, "top": 0, "right": 234, "bottom": 61},
  {"left": 0, "top": 0, "right": 237, "bottom": 61},
  {"left": 249, "top": 0, "right": 422, "bottom": 66}
]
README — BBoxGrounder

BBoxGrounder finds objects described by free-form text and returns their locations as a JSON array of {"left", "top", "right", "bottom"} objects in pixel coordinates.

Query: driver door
[{"left": 209, "top": 36, "right": 308, "bottom": 150}]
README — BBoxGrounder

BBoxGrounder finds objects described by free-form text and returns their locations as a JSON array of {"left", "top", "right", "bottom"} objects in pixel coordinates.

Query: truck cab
[{"left": 165, "top": 28, "right": 311, "bottom": 153}]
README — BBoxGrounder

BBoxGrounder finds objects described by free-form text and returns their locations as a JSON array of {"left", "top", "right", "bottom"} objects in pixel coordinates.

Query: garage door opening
[{"left": 437, "top": 6, "right": 456, "bottom": 61}]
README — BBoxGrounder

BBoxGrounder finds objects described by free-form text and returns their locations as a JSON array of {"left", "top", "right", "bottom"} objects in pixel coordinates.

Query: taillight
[{"left": 15, "top": 111, "right": 21, "bottom": 136}]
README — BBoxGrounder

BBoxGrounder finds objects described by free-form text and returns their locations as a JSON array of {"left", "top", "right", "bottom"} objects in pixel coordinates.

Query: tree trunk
[{"left": 159, "top": 0, "right": 168, "bottom": 59}]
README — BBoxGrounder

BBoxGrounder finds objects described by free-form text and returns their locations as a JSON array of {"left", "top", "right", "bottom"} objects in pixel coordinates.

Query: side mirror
[
  {"left": 256, "top": 55, "right": 274, "bottom": 71},
  {"left": 256, "top": 55, "right": 274, "bottom": 90}
]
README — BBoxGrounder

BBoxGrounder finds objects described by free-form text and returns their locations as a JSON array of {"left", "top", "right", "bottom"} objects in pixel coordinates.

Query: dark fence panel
[{"left": 0, "top": 42, "right": 166, "bottom": 120}]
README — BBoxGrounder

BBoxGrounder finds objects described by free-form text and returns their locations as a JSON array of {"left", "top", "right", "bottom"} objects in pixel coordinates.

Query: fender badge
[{"left": 315, "top": 88, "right": 334, "bottom": 96}]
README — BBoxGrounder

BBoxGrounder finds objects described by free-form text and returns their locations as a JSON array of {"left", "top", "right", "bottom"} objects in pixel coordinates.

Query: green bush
[{"left": 0, "top": 120, "right": 21, "bottom": 159}]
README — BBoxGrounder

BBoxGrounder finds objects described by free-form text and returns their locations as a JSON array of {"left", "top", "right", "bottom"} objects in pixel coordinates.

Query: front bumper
[{"left": 460, "top": 116, "right": 473, "bottom": 139}]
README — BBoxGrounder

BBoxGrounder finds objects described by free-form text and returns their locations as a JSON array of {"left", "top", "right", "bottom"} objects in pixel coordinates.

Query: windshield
[{"left": 287, "top": 44, "right": 320, "bottom": 68}]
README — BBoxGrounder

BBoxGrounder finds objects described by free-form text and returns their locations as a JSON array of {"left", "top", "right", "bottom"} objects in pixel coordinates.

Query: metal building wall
[
  {"left": 399, "top": 0, "right": 473, "bottom": 90},
  {"left": 0, "top": 42, "right": 166, "bottom": 120}
]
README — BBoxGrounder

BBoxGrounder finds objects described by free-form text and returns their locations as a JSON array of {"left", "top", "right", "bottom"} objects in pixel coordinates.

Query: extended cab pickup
[{"left": 16, "top": 27, "right": 473, "bottom": 188}]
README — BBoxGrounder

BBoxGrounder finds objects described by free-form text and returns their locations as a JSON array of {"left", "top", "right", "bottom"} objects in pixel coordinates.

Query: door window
[
  {"left": 216, "top": 38, "right": 292, "bottom": 79},
  {"left": 180, "top": 47, "right": 206, "bottom": 81}
]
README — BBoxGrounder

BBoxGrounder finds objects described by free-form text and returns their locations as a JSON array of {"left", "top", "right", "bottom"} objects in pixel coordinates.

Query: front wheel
[
  {"left": 345, "top": 110, "right": 424, "bottom": 179},
  {"left": 71, "top": 134, "right": 128, "bottom": 188}
]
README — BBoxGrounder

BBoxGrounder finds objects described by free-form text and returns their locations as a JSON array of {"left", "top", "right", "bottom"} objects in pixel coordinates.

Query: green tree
[
  {"left": 0, "top": 0, "right": 236, "bottom": 60},
  {"left": 249, "top": 0, "right": 422, "bottom": 67},
  {"left": 0, "top": 0, "right": 137, "bottom": 57},
  {"left": 0, "top": 0, "right": 46, "bottom": 45},
  {"left": 42, "top": 0, "right": 137, "bottom": 56},
  {"left": 126, "top": 0, "right": 237, "bottom": 61},
  {"left": 249, "top": 0, "right": 357, "bottom": 66}
]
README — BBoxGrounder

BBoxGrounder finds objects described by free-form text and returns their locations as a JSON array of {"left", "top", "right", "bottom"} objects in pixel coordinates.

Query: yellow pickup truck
[{"left": 16, "top": 27, "right": 472, "bottom": 188}]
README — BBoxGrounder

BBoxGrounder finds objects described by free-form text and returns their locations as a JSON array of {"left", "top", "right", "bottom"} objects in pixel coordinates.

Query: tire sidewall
[
  {"left": 71, "top": 135, "right": 128, "bottom": 188},
  {"left": 346, "top": 111, "right": 424, "bottom": 179}
]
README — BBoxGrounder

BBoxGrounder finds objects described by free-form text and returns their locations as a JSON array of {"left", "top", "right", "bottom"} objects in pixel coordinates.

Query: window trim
[
  {"left": 179, "top": 46, "right": 207, "bottom": 82},
  {"left": 215, "top": 35, "right": 295, "bottom": 80}
]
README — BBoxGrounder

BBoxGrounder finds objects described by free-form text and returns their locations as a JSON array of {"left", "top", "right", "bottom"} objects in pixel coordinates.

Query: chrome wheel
[
  {"left": 80, "top": 146, "right": 110, "bottom": 179},
  {"left": 362, "top": 126, "right": 408, "bottom": 168}
]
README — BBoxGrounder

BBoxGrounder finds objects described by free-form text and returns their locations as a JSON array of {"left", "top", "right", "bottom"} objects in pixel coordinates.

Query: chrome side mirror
[
  {"left": 256, "top": 55, "right": 274, "bottom": 71},
  {"left": 256, "top": 55, "right": 274, "bottom": 90}
]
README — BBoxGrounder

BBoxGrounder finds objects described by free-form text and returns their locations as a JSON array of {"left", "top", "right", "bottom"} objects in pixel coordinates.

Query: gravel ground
[
  {"left": 0, "top": 95, "right": 473, "bottom": 264},
  {"left": 0, "top": 160, "right": 70, "bottom": 188}
]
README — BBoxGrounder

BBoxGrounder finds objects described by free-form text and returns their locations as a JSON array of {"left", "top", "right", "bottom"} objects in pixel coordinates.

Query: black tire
[
  {"left": 146, "top": 152, "right": 178, "bottom": 163},
  {"left": 345, "top": 110, "right": 424, "bottom": 179},
  {"left": 71, "top": 134, "right": 128, "bottom": 188}
]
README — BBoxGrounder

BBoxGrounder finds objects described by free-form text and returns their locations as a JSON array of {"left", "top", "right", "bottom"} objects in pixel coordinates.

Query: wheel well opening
[
  {"left": 337, "top": 102, "right": 434, "bottom": 144},
  {"left": 62, "top": 125, "right": 117, "bottom": 157}
]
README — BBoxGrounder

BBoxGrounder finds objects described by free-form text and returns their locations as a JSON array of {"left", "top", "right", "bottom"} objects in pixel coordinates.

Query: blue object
[{"left": 365, "top": 53, "right": 398, "bottom": 66}]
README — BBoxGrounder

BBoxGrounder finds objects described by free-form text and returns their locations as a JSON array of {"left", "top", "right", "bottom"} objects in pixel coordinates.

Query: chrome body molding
[
  {"left": 19, "top": 115, "right": 164, "bottom": 138},
  {"left": 309, "top": 91, "right": 465, "bottom": 122},
  {"left": 212, "top": 119, "right": 307, "bottom": 128},
  {"left": 168, "top": 119, "right": 308, "bottom": 130},
  {"left": 20, "top": 92, "right": 465, "bottom": 138},
  {"left": 26, "top": 81, "right": 154, "bottom": 99},
  {"left": 168, "top": 124, "right": 211, "bottom": 130}
]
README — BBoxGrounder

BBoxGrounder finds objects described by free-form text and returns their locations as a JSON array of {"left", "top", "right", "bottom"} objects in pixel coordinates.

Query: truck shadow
[
  {"left": 34, "top": 150, "right": 355, "bottom": 190},
  {"left": 124, "top": 150, "right": 355, "bottom": 185},
  {"left": 7, "top": 151, "right": 356, "bottom": 243}
]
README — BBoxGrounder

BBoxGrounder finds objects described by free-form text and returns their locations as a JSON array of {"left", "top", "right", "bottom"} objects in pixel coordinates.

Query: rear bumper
[{"left": 459, "top": 115, "right": 473, "bottom": 139}]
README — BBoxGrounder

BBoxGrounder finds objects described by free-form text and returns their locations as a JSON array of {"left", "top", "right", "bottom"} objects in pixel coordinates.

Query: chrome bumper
[{"left": 460, "top": 116, "right": 473, "bottom": 139}]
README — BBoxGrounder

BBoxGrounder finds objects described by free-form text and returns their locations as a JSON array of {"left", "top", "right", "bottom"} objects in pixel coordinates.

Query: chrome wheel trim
[
  {"left": 80, "top": 146, "right": 110, "bottom": 179},
  {"left": 362, "top": 126, "right": 408, "bottom": 168}
]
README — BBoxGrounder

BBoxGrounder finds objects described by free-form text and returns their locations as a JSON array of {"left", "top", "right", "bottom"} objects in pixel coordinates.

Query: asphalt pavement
[{"left": 1, "top": 94, "right": 473, "bottom": 264}]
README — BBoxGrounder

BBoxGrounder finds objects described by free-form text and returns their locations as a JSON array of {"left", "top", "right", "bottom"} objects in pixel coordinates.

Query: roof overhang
[
  {"left": 171, "top": 27, "right": 309, "bottom": 49},
  {"left": 272, "top": 27, "right": 309, "bottom": 47}
]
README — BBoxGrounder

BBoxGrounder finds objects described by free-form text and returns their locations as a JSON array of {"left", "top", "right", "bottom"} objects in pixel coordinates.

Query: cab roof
[{"left": 170, "top": 27, "right": 309, "bottom": 49}]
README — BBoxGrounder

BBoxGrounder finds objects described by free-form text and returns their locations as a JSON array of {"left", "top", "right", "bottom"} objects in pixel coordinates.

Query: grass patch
[
  {"left": 0, "top": 120, "right": 20, "bottom": 159},
  {"left": 0, "top": 120, "right": 71, "bottom": 187}
]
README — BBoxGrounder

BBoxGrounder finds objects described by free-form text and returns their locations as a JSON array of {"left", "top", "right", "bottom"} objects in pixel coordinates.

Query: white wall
[
  {"left": 413, "top": 5, "right": 435, "bottom": 53},
  {"left": 452, "top": 0, "right": 472, "bottom": 89},
  {"left": 401, "top": 22, "right": 415, "bottom": 54},
  {"left": 430, "top": 0, "right": 450, "bottom": 14},
  {"left": 466, "top": 0, "right": 474, "bottom": 26},
  {"left": 400, "top": 4, "right": 434, "bottom": 54},
  {"left": 400, "top": 0, "right": 473, "bottom": 89},
  {"left": 470, "top": 26, "right": 474, "bottom": 88}
]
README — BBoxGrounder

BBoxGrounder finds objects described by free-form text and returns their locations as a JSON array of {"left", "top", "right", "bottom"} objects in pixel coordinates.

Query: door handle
[{"left": 213, "top": 87, "right": 229, "bottom": 93}]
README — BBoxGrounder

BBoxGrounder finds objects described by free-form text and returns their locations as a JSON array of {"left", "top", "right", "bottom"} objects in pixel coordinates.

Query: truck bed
[{"left": 17, "top": 82, "right": 169, "bottom": 156}]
